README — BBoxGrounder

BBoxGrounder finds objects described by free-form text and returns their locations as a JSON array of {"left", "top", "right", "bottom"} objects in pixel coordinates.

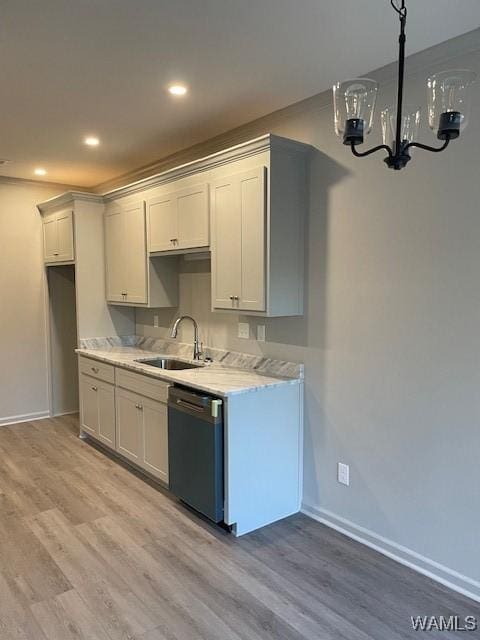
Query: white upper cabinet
[
  {"left": 43, "top": 209, "right": 74, "bottom": 263},
  {"left": 147, "top": 194, "right": 177, "bottom": 252},
  {"left": 101, "top": 135, "right": 308, "bottom": 315},
  {"left": 211, "top": 167, "right": 265, "bottom": 312},
  {"left": 147, "top": 182, "right": 209, "bottom": 253},
  {"left": 105, "top": 199, "right": 178, "bottom": 308},
  {"left": 105, "top": 200, "right": 147, "bottom": 304},
  {"left": 210, "top": 138, "right": 308, "bottom": 316}
]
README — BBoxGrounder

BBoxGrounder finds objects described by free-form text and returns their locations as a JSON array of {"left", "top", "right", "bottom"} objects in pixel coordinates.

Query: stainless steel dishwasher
[{"left": 168, "top": 386, "right": 224, "bottom": 523}]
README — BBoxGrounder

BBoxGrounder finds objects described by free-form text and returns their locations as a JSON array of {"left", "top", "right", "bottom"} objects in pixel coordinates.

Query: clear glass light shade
[
  {"left": 427, "top": 69, "right": 476, "bottom": 132},
  {"left": 333, "top": 78, "right": 378, "bottom": 137},
  {"left": 381, "top": 105, "right": 420, "bottom": 147}
]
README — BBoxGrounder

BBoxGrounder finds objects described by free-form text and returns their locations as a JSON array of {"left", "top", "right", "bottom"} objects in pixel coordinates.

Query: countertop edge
[{"left": 76, "top": 349, "right": 302, "bottom": 398}]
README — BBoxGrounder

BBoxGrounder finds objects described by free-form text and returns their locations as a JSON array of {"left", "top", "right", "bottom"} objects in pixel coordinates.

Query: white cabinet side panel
[{"left": 225, "top": 383, "right": 302, "bottom": 535}]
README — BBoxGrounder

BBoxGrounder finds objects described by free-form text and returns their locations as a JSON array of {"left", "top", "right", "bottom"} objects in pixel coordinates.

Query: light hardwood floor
[{"left": 0, "top": 415, "right": 478, "bottom": 640}]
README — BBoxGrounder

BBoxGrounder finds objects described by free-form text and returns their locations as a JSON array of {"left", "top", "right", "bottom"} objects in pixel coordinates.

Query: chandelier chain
[{"left": 390, "top": 0, "right": 407, "bottom": 20}]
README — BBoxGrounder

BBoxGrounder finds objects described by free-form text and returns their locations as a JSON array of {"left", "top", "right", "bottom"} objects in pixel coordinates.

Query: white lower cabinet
[
  {"left": 115, "top": 386, "right": 169, "bottom": 484},
  {"left": 141, "top": 396, "right": 169, "bottom": 483},
  {"left": 115, "top": 387, "right": 143, "bottom": 464},
  {"left": 79, "top": 374, "right": 115, "bottom": 448},
  {"left": 79, "top": 356, "right": 169, "bottom": 484}
]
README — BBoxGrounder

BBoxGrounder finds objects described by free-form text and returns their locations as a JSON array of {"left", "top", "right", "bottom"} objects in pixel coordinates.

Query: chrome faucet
[{"left": 170, "top": 315, "right": 203, "bottom": 360}]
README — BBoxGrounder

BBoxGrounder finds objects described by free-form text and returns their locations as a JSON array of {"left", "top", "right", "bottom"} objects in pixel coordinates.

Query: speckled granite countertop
[{"left": 76, "top": 338, "right": 303, "bottom": 398}]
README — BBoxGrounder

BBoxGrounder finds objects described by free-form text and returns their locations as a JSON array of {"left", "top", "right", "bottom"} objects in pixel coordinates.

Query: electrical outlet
[
  {"left": 257, "top": 325, "right": 266, "bottom": 342},
  {"left": 238, "top": 322, "right": 250, "bottom": 339},
  {"left": 338, "top": 462, "right": 350, "bottom": 486},
  {"left": 153, "top": 315, "right": 159, "bottom": 328}
]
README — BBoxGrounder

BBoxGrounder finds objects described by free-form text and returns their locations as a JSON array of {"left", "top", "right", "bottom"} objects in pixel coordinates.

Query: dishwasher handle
[
  {"left": 175, "top": 398, "right": 206, "bottom": 413},
  {"left": 168, "top": 386, "right": 223, "bottom": 423}
]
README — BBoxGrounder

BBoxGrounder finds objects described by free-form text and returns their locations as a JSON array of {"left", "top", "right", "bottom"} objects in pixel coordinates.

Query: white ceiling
[{"left": 1, "top": 0, "right": 480, "bottom": 187}]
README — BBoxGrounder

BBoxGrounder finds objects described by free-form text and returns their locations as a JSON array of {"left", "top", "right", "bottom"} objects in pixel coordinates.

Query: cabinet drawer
[
  {"left": 79, "top": 356, "right": 115, "bottom": 384},
  {"left": 116, "top": 367, "right": 169, "bottom": 403}
]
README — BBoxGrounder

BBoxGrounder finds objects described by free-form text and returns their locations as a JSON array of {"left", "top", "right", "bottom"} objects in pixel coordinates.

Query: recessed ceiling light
[
  {"left": 168, "top": 84, "right": 188, "bottom": 96},
  {"left": 84, "top": 136, "right": 100, "bottom": 146},
  {"left": 34, "top": 167, "right": 47, "bottom": 176}
]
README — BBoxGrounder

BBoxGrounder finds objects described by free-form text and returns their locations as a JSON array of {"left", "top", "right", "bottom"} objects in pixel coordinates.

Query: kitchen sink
[{"left": 135, "top": 358, "right": 202, "bottom": 370}]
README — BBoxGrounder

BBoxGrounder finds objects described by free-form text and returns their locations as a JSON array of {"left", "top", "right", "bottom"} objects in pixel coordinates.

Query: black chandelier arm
[
  {"left": 405, "top": 137, "right": 451, "bottom": 154},
  {"left": 390, "top": 0, "right": 407, "bottom": 19},
  {"left": 350, "top": 142, "right": 393, "bottom": 159}
]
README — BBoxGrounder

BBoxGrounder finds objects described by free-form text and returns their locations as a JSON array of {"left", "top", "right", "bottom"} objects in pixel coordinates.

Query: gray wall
[
  {"left": 137, "top": 32, "right": 480, "bottom": 595},
  {"left": 0, "top": 180, "right": 64, "bottom": 424}
]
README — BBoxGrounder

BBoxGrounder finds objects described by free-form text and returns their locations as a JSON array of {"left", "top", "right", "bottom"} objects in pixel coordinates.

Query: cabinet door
[
  {"left": 80, "top": 374, "right": 99, "bottom": 437},
  {"left": 124, "top": 201, "right": 148, "bottom": 304},
  {"left": 210, "top": 177, "right": 242, "bottom": 309},
  {"left": 176, "top": 184, "right": 209, "bottom": 250},
  {"left": 43, "top": 214, "right": 58, "bottom": 263},
  {"left": 56, "top": 210, "right": 75, "bottom": 262},
  {"left": 116, "top": 388, "right": 143, "bottom": 464},
  {"left": 147, "top": 194, "right": 178, "bottom": 253},
  {"left": 239, "top": 167, "right": 266, "bottom": 312},
  {"left": 142, "top": 397, "right": 169, "bottom": 483},
  {"left": 105, "top": 206, "right": 126, "bottom": 302},
  {"left": 97, "top": 382, "right": 116, "bottom": 448}
]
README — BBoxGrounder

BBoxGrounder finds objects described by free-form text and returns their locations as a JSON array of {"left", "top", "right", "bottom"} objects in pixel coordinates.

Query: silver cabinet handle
[
  {"left": 91, "top": 386, "right": 98, "bottom": 391},
  {"left": 234, "top": 296, "right": 239, "bottom": 300},
  {"left": 91, "top": 366, "right": 99, "bottom": 373},
  {"left": 229, "top": 295, "right": 234, "bottom": 300},
  {"left": 135, "top": 403, "right": 143, "bottom": 411}
]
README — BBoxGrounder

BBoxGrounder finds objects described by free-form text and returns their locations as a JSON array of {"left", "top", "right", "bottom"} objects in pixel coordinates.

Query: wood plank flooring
[{"left": 0, "top": 415, "right": 478, "bottom": 639}]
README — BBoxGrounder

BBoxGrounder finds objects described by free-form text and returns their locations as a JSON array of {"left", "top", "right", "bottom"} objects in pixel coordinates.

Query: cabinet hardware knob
[
  {"left": 91, "top": 367, "right": 99, "bottom": 373},
  {"left": 234, "top": 296, "right": 239, "bottom": 300},
  {"left": 53, "top": 251, "right": 59, "bottom": 256},
  {"left": 92, "top": 386, "right": 98, "bottom": 391},
  {"left": 229, "top": 295, "right": 234, "bottom": 300},
  {"left": 136, "top": 404, "right": 143, "bottom": 411}
]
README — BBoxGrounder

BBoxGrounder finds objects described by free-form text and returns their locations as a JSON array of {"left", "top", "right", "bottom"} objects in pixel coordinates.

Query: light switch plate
[
  {"left": 338, "top": 462, "right": 350, "bottom": 486},
  {"left": 238, "top": 322, "right": 250, "bottom": 339},
  {"left": 257, "top": 325, "right": 266, "bottom": 342}
]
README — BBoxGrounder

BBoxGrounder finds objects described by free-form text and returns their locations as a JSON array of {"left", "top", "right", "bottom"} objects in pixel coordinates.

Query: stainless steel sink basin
[{"left": 135, "top": 358, "right": 202, "bottom": 370}]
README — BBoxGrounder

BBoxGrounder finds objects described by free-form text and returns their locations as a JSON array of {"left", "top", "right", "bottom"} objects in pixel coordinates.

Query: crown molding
[
  {"left": 0, "top": 174, "right": 85, "bottom": 191},
  {"left": 35, "top": 134, "right": 311, "bottom": 210},
  {"left": 36, "top": 190, "right": 104, "bottom": 214},
  {"left": 100, "top": 134, "right": 311, "bottom": 201}
]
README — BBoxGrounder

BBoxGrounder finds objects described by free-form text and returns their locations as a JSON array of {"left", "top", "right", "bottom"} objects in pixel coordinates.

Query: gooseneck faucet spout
[{"left": 170, "top": 315, "right": 203, "bottom": 361}]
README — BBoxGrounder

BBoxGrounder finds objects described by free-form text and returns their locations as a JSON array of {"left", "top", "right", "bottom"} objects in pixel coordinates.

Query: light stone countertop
[{"left": 76, "top": 346, "right": 302, "bottom": 398}]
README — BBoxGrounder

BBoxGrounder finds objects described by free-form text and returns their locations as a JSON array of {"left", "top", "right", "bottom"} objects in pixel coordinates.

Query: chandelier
[{"left": 333, "top": 0, "right": 476, "bottom": 170}]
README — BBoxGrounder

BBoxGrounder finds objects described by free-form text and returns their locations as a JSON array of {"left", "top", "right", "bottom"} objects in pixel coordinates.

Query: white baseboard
[
  {"left": 0, "top": 410, "right": 50, "bottom": 427},
  {"left": 302, "top": 503, "right": 480, "bottom": 604},
  {"left": 52, "top": 409, "right": 79, "bottom": 417}
]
